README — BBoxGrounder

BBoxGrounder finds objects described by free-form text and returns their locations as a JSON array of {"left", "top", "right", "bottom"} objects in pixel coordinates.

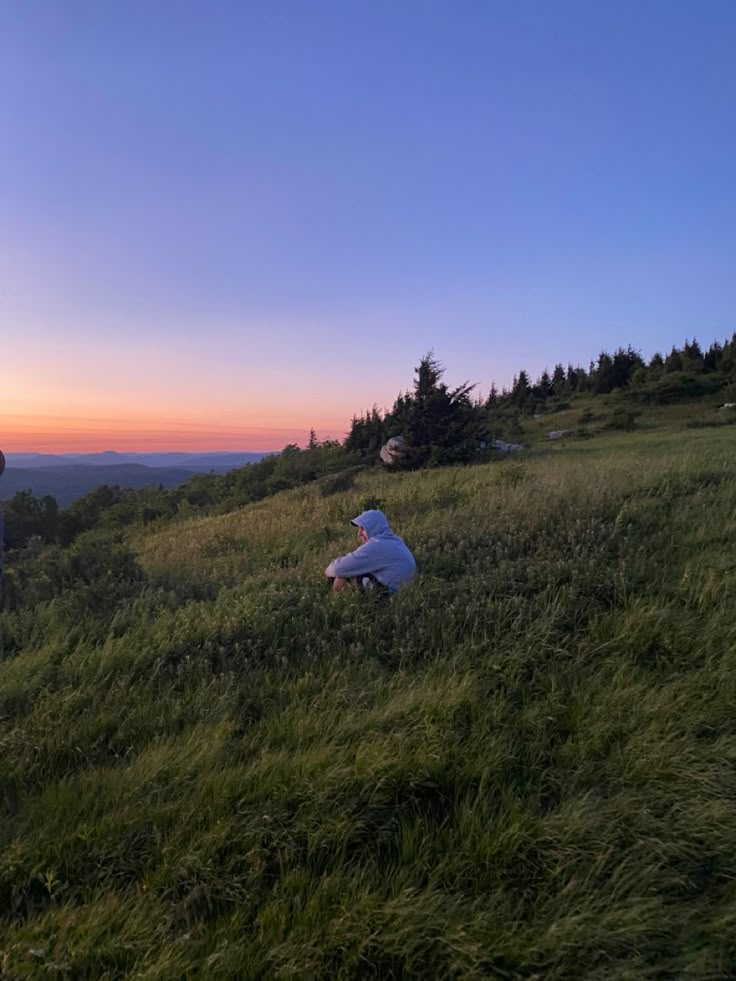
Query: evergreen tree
[
  {"left": 511, "top": 370, "right": 531, "bottom": 407},
  {"left": 703, "top": 342, "right": 722, "bottom": 373},
  {"left": 594, "top": 352, "right": 615, "bottom": 394},
  {"left": 345, "top": 406, "right": 387, "bottom": 455},
  {"left": 665, "top": 347, "right": 683, "bottom": 373},
  {"left": 535, "top": 370, "right": 553, "bottom": 400},
  {"left": 682, "top": 338, "right": 704, "bottom": 372},
  {"left": 720, "top": 333, "right": 736, "bottom": 375},
  {"left": 392, "top": 353, "right": 480, "bottom": 467},
  {"left": 611, "top": 346, "right": 643, "bottom": 389},
  {"left": 649, "top": 352, "right": 665, "bottom": 377},
  {"left": 414, "top": 352, "right": 443, "bottom": 400}
]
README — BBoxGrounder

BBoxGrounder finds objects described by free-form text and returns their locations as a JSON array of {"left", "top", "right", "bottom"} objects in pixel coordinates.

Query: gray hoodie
[{"left": 324, "top": 509, "right": 416, "bottom": 593}]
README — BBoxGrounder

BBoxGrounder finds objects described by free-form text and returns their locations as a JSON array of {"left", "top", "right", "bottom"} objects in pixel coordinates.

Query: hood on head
[{"left": 350, "top": 509, "right": 390, "bottom": 537}]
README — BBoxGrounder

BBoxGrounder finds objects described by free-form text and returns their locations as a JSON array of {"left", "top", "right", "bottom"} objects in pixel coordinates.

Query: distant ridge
[
  {"left": 0, "top": 453, "right": 273, "bottom": 506},
  {"left": 1, "top": 465, "right": 199, "bottom": 507},
  {"left": 5, "top": 451, "right": 272, "bottom": 470}
]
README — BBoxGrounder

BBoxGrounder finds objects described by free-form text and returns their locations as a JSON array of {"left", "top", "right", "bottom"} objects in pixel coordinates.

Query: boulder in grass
[
  {"left": 488, "top": 439, "right": 524, "bottom": 454},
  {"left": 380, "top": 436, "right": 406, "bottom": 466}
]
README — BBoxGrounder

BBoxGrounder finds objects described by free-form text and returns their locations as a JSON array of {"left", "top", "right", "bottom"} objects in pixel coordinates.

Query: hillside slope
[{"left": 1, "top": 428, "right": 736, "bottom": 978}]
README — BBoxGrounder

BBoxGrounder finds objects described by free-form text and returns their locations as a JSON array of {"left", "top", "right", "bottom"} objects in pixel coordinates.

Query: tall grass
[{"left": 1, "top": 429, "right": 735, "bottom": 978}]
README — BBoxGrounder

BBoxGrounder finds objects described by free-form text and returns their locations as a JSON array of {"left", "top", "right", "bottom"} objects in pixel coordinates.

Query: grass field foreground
[{"left": 1, "top": 428, "right": 736, "bottom": 978}]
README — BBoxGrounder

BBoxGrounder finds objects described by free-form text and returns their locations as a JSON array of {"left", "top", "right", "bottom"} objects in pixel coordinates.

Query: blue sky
[{"left": 2, "top": 0, "right": 735, "bottom": 448}]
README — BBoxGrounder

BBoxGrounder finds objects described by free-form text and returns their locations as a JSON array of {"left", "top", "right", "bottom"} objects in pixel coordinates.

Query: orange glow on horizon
[
  {"left": 2, "top": 333, "right": 394, "bottom": 455},
  {"left": 1, "top": 412, "right": 347, "bottom": 453}
]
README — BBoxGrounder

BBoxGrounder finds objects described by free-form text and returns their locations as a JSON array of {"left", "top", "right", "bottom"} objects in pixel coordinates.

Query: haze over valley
[{"left": 1, "top": 452, "right": 271, "bottom": 506}]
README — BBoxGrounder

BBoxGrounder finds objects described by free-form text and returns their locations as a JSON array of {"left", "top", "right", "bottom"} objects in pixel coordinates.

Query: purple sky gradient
[{"left": 2, "top": 0, "right": 735, "bottom": 450}]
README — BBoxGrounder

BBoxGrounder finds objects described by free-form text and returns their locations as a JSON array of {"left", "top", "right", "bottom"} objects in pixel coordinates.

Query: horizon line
[{"left": 4, "top": 448, "right": 281, "bottom": 455}]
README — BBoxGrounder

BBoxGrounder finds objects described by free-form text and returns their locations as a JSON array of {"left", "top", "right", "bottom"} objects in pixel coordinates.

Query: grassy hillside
[
  {"left": 505, "top": 389, "right": 736, "bottom": 445},
  {"left": 1, "top": 427, "right": 736, "bottom": 978}
]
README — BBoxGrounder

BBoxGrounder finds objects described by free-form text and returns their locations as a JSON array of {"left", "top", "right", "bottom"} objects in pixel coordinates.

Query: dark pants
[{"left": 358, "top": 574, "right": 390, "bottom": 596}]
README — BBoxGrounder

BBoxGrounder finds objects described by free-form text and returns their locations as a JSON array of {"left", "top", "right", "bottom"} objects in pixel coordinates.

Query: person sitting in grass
[{"left": 325, "top": 509, "right": 416, "bottom": 594}]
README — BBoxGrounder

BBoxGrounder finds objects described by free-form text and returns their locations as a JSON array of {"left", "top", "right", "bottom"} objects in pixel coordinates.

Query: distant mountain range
[
  {"left": 0, "top": 452, "right": 273, "bottom": 507},
  {"left": 4, "top": 451, "right": 270, "bottom": 469}
]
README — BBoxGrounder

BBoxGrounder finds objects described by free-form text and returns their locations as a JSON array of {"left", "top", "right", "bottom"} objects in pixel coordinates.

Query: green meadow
[{"left": 2, "top": 424, "right": 736, "bottom": 978}]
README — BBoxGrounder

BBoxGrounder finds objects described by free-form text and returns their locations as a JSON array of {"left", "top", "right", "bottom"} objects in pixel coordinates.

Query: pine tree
[
  {"left": 552, "top": 363, "right": 566, "bottom": 394},
  {"left": 345, "top": 406, "right": 387, "bottom": 455},
  {"left": 611, "top": 346, "right": 643, "bottom": 389},
  {"left": 649, "top": 352, "right": 665, "bottom": 376},
  {"left": 594, "top": 352, "right": 615, "bottom": 394},
  {"left": 393, "top": 353, "right": 480, "bottom": 467},
  {"left": 703, "top": 342, "right": 722, "bottom": 372},
  {"left": 665, "top": 347, "right": 683, "bottom": 373},
  {"left": 535, "top": 369, "right": 553, "bottom": 400},
  {"left": 682, "top": 338, "right": 704, "bottom": 372},
  {"left": 511, "top": 370, "right": 530, "bottom": 407}
]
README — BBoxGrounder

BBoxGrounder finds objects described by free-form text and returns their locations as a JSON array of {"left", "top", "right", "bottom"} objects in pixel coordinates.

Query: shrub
[
  {"left": 604, "top": 410, "right": 637, "bottom": 431},
  {"left": 319, "top": 468, "right": 362, "bottom": 497},
  {"left": 685, "top": 416, "right": 736, "bottom": 429},
  {"left": 635, "top": 372, "right": 721, "bottom": 404}
]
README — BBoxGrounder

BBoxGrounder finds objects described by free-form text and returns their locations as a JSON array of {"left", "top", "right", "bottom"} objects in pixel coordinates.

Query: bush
[
  {"left": 634, "top": 372, "right": 721, "bottom": 404},
  {"left": 604, "top": 410, "right": 637, "bottom": 432},
  {"left": 4, "top": 531, "right": 144, "bottom": 616},
  {"left": 319, "top": 468, "right": 363, "bottom": 497},
  {"left": 685, "top": 416, "right": 736, "bottom": 429}
]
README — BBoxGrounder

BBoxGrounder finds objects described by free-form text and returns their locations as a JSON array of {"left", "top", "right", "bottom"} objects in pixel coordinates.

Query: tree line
[
  {"left": 345, "top": 334, "right": 736, "bottom": 460},
  {"left": 2, "top": 332, "right": 736, "bottom": 568}
]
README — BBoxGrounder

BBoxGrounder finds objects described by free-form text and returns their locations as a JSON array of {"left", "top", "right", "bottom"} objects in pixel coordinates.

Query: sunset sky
[{"left": 3, "top": 0, "right": 735, "bottom": 452}]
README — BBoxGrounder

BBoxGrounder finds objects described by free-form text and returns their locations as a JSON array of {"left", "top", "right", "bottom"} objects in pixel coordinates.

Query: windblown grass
[{"left": 1, "top": 428, "right": 735, "bottom": 978}]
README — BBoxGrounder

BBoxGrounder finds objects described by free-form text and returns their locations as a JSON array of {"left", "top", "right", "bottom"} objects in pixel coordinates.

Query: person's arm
[{"left": 324, "top": 542, "right": 380, "bottom": 580}]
